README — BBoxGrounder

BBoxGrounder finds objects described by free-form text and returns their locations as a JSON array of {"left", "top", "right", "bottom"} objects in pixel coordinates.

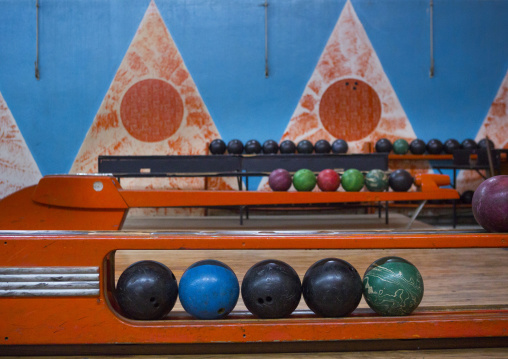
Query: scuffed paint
[
  {"left": 70, "top": 0, "right": 237, "bottom": 214},
  {"left": 457, "top": 70, "right": 508, "bottom": 193},
  {"left": 258, "top": 0, "right": 420, "bottom": 191},
  {"left": 0, "top": 92, "right": 41, "bottom": 199}
]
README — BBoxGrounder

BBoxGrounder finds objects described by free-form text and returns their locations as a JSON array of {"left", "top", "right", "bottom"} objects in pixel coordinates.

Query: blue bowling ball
[{"left": 179, "top": 259, "right": 239, "bottom": 319}]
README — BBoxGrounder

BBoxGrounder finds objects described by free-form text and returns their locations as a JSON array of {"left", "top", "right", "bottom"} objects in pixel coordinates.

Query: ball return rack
[
  {"left": 0, "top": 229, "right": 507, "bottom": 355},
  {"left": 0, "top": 173, "right": 458, "bottom": 231}
]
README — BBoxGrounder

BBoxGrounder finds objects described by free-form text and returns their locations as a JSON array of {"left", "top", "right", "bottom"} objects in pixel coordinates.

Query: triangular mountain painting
[
  {"left": 0, "top": 91, "right": 41, "bottom": 198},
  {"left": 71, "top": 0, "right": 236, "bottom": 214},
  {"left": 259, "top": 0, "right": 424, "bottom": 190}
]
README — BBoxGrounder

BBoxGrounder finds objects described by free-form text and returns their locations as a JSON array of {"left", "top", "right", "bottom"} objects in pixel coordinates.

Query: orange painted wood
[{"left": 0, "top": 231, "right": 507, "bottom": 346}]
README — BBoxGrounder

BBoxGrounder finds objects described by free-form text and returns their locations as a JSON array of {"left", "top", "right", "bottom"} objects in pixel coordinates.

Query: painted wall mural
[
  {"left": 0, "top": 92, "right": 41, "bottom": 198},
  {"left": 457, "top": 70, "right": 508, "bottom": 193},
  {"left": 70, "top": 0, "right": 237, "bottom": 214}
]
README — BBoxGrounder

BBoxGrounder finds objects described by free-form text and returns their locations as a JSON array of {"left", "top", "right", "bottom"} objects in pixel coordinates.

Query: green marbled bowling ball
[
  {"left": 392, "top": 139, "right": 409, "bottom": 155},
  {"left": 363, "top": 256, "right": 424, "bottom": 316},
  {"left": 365, "top": 169, "right": 389, "bottom": 192}
]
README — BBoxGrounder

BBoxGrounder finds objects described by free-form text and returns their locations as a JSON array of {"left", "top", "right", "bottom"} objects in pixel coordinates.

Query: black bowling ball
[
  {"left": 279, "top": 140, "right": 296, "bottom": 154},
  {"left": 460, "top": 190, "right": 474, "bottom": 204},
  {"left": 245, "top": 139, "right": 262, "bottom": 154},
  {"left": 478, "top": 138, "right": 495, "bottom": 150},
  {"left": 444, "top": 139, "right": 460, "bottom": 154},
  {"left": 375, "top": 138, "right": 393, "bottom": 153},
  {"left": 302, "top": 258, "right": 362, "bottom": 317},
  {"left": 314, "top": 139, "right": 331, "bottom": 154},
  {"left": 241, "top": 259, "right": 301, "bottom": 319},
  {"left": 297, "top": 140, "right": 314, "bottom": 154},
  {"left": 331, "top": 139, "right": 348, "bottom": 154},
  {"left": 115, "top": 260, "right": 178, "bottom": 320},
  {"left": 461, "top": 138, "right": 478, "bottom": 150},
  {"left": 262, "top": 139, "right": 279, "bottom": 154},
  {"left": 209, "top": 139, "right": 226, "bottom": 155},
  {"left": 426, "top": 139, "right": 443, "bottom": 154},
  {"left": 227, "top": 139, "right": 244, "bottom": 154},
  {"left": 389, "top": 169, "right": 414, "bottom": 192},
  {"left": 409, "top": 139, "right": 426, "bottom": 155}
]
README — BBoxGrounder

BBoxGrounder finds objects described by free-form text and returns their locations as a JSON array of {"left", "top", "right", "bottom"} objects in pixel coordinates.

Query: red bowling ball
[
  {"left": 472, "top": 175, "right": 508, "bottom": 232},
  {"left": 317, "top": 169, "right": 340, "bottom": 192}
]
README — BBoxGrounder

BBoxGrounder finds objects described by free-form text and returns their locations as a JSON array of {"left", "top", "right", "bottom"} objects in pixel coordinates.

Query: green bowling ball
[
  {"left": 293, "top": 169, "right": 317, "bottom": 191},
  {"left": 365, "top": 169, "right": 389, "bottom": 192},
  {"left": 363, "top": 256, "right": 424, "bottom": 316},
  {"left": 341, "top": 169, "right": 364, "bottom": 192},
  {"left": 393, "top": 139, "right": 409, "bottom": 155}
]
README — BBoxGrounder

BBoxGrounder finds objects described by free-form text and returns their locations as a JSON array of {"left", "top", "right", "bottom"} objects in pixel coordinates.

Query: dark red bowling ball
[
  {"left": 317, "top": 169, "right": 340, "bottom": 191},
  {"left": 426, "top": 139, "right": 443, "bottom": 154},
  {"left": 245, "top": 139, "right": 262, "bottom": 154},
  {"left": 115, "top": 260, "right": 178, "bottom": 320},
  {"left": 209, "top": 139, "right": 226, "bottom": 155},
  {"left": 331, "top": 139, "right": 348, "bottom": 153},
  {"left": 302, "top": 258, "right": 363, "bottom": 317},
  {"left": 472, "top": 176, "right": 508, "bottom": 232},
  {"left": 444, "top": 139, "right": 460, "bottom": 154},
  {"left": 262, "top": 139, "right": 279, "bottom": 154},
  {"left": 389, "top": 169, "right": 413, "bottom": 192},
  {"left": 314, "top": 139, "right": 331, "bottom": 154},
  {"left": 409, "top": 139, "right": 426, "bottom": 155},
  {"left": 227, "top": 139, "right": 244, "bottom": 154},
  {"left": 375, "top": 138, "right": 393, "bottom": 153},
  {"left": 279, "top": 140, "right": 296, "bottom": 154},
  {"left": 241, "top": 259, "right": 301, "bottom": 319},
  {"left": 297, "top": 140, "right": 314, "bottom": 154}
]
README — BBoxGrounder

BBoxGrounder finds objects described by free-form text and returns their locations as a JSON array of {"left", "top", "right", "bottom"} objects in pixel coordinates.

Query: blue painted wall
[{"left": 0, "top": 0, "right": 507, "bottom": 175}]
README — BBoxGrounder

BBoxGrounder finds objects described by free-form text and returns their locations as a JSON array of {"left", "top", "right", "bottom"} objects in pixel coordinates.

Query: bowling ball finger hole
[
  {"left": 257, "top": 298, "right": 264, "bottom": 304},
  {"left": 266, "top": 296, "right": 272, "bottom": 303},
  {"left": 218, "top": 308, "right": 225, "bottom": 314}
]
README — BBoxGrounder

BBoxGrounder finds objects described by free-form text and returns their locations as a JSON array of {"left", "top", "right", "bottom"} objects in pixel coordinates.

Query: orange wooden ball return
[{"left": 0, "top": 173, "right": 458, "bottom": 231}]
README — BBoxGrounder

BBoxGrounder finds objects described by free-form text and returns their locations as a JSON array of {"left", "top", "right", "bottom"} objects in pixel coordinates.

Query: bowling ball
[
  {"left": 341, "top": 169, "right": 364, "bottom": 192},
  {"left": 409, "top": 139, "right": 426, "bottom": 155},
  {"left": 472, "top": 175, "right": 508, "bottom": 232},
  {"left": 293, "top": 169, "right": 317, "bottom": 191},
  {"left": 389, "top": 169, "right": 413, "bottom": 192},
  {"left": 460, "top": 190, "right": 474, "bottom": 204},
  {"left": 245, "top": 139, "right": 262, "bottom": 154},
  {"left": 363, "top": 256, "right": 424, "bottom": 316},
  {"left": 392, "top": 139, "right": 409, "bottom": 155},
  {"left": 375, "top": 138, "right": 393, "bottom": 153},
  {"left": 314, "top": 139, "right": 331, "bottom": 154},
  {"left": 444, "top": 139, "right": 460, "bottom": 154},
  {"left": 262, "top": 139, "right": 279, "bottom": 154},
  {"left": 209, "top": 139, "right": 226, "bottom": 155},
  {"left": 279, "top": 140, "right": 296, "bottom": 154},
  {"left": 331, "top": 139, "right": 348, "bottom": 154},
  {"left": 227, "top": 139, "right": 244, "bottom": 154},
  {"left": 426, "top": 139, "right": 443, "bottom": 154},
  {"left": 317, "top": 169, "right": 340, "bottom": 191},
  {"left": 179, "top": 260, "right": 239, "bottom": 320},
  {"left": 268, "top": 168, "right": 292, "bottom": 191},
  {"left": 461, "top": 138, "right": 478, "bottom": 150},
  {"left": 241, "top": 259, "right": 301, "bottom": 319},
  {"left": 297, "top": 140, "right": 314, "bottom": 154},
  {"left": 302, "top": 258, "right": 363, "bottom": 317},
  {"left": 115, "top": 260, "right": 178, "bottom": 320},
  {"left": 478, "top": 138, "right": 495, "bottom": 150},
  {"left": 365, "top": 169, "right": 389, "bottom": 192}
]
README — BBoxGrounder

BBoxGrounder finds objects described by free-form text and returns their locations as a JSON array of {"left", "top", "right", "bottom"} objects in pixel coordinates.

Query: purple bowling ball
[{"left": 269, "top": 169, "right": 292, "bottom": 191}]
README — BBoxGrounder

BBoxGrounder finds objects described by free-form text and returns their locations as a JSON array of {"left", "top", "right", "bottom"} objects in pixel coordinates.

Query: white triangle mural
[
  {"left": 259, "top": 0, "right": 426, "bottom": 190},
  {"left": 0, "top": 91, "right": 42, "bottom": 198},
  {"left": 457, "top": 69, "right": 508, "bottom": 193},
  {"left": 70, "top": 0, "right": 237, "bottom": 215}
]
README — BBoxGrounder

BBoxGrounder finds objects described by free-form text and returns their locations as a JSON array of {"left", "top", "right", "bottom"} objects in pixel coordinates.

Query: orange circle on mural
[
  {"left": 319, "top": 79, "right": 381, "bottom": 141},
  {"left": 120, "top": 79, "right": 184, "bottom": 142}
]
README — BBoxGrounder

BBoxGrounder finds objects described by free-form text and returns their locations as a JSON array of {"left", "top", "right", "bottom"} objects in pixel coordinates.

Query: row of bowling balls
[
  {"left": 376, "top": 137, "right": 495, "bottom": 155},
  {"left": 115, "top": 256, "right": 424, "bottom": 321},
  {"left": 269, "top": 168, "right": 414, "bottom": 192},
  {"left": 209, "top": 139, "right": 349, "bottom": 155}
]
